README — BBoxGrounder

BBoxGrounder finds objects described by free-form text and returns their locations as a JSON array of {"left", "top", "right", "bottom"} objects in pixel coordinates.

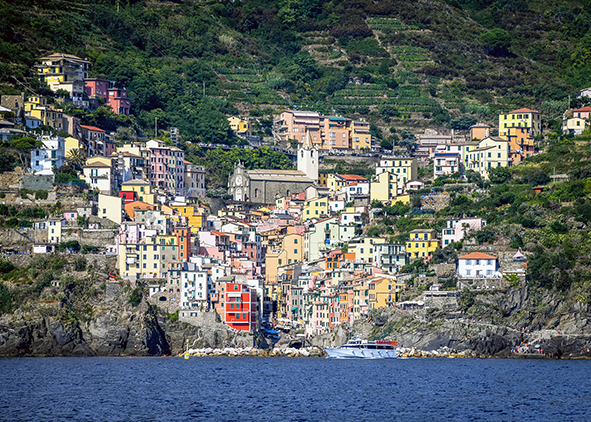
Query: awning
[{"left": 291, "top": 307, "right": 298, "bottom": 312}]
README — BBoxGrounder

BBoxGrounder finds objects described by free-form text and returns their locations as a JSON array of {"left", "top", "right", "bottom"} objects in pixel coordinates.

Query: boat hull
[{"left": 325, "top": 347, "right": 399, "bottom": 359}]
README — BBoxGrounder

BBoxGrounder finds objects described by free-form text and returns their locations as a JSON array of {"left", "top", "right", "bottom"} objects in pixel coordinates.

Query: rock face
[
  {"left": 311, "top": 286, "right": 591, "bottom": 358},
  {"left": 0, "top": 282, "right": 236, "bottom": 357}
]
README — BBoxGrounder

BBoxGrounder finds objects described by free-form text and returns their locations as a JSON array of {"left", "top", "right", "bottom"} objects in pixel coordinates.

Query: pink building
[
  {"left": 108, "top": 88, "right": 130, "bottom": 115},
  {"left": 104, "top": 138, "right": 116, "bottom": 157},
  {"left": 63, "top": 210, "right": 78, "bottom": 221},
  {"left": 147, "top": 140, "right": 185, "bottom": 195},
  {"left": 84, "top": 78, "right": 111, "bottom": 100},
  {"left": 573, "top": 106, "right": 591, "bottom": 120},
  {"left": 148, "top": 142, "right": 170, "bottom": 190}
]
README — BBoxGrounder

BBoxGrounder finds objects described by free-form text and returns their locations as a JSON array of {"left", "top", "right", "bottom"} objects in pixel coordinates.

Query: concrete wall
[{"left": 21, "top": 174, "right": 54, "bottom": 191}]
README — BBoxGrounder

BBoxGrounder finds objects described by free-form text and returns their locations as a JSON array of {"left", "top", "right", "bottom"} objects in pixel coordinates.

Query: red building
[
  {"left": 119, "top": 190, "right": 137, "bottom": 205},
  {"left": 224, "top": 282, "right": 258, "bottom": 332},
  {"left": 107, "top": 88, "right": 130, "bottom": 115},
  {"left": 211, "top": 279, "right": 258, "bottom": 332},
  {"left": 84, "top": 79, "right": 130, "bottom": 115}
]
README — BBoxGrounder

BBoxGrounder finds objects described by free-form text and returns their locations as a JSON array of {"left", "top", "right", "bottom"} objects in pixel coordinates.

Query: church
[{"left": 228, "top": 133, "right": 319, "bottom": 204}]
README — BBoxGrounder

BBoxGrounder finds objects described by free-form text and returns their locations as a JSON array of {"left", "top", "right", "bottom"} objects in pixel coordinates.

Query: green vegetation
[
  {"left": 2, "top": 0, "right": 591, "bottom": 143},
  {"left": 129, "top": 287, "right": 142, "bottom": 307}
]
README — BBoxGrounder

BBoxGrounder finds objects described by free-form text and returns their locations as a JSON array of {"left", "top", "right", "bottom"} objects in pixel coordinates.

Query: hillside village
[{"left": 1, "top": 51, "right": 591, "bottom": 343}]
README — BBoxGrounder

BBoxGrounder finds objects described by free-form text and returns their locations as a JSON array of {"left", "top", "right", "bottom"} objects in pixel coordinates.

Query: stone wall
[
  {"left": 61, "top": 228, "right": 118, "bottom": 247},
  {"left": 0, "top": 252, "right": 118, "bottom": 274}
]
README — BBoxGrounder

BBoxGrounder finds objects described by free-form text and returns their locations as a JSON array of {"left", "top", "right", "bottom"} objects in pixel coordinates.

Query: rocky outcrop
[
  {"left": 0, "top": 282, "right": 236, "bottom": 357},
  {"left": 312, "top": 285, "right": 591, "bottom": 359}
]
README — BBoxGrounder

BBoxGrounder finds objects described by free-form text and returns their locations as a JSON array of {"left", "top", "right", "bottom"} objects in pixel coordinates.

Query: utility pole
[
  {"left": 155, "top": 117, "right": 158, "bottom": 139},
  {"left": 203, "top": 81, "right": 205, "bottom": 97}
]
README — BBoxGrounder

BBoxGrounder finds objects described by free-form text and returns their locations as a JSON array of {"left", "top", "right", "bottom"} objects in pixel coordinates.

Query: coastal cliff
[
  {"left": 0, "top": 280, "right": 248, "bottom": 357},
  {"left": 310, "top": 286, "right": 591, "bottom": 359}
]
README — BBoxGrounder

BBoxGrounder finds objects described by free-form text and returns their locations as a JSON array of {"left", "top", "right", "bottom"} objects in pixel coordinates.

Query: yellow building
[
  {"left": 318, "top": 172, "right": 328, "bottom": 187},
  {"left": 350, "top": 121, "right": 371, "bottom": 150},
  {"left": 375, "top": 158, "right": 417, "bottom": 194},
  {"left": 121, "top": 179, "right": 156, "bottom": 204},
  {"left": 466, "top": 137, "right": 510, "bottom": 179},
  {"left": 327, "top": 173, "right": 368, "bottom": 192},
  {"left": 499, "top": 108, "right": 541, "bottom": 137},
  {"left": 228, "top": 116, "right": 251, "bottom": 138},
  {"left": 370, "top": 171, "right": 398, "bottom": 204},
  {"left": 37, "top": 53, "right": 90, "bottom": 100},
  {"left": 348, "top": 237, "right": 386, "bottom": 263},
  {"left": 98, "top": 194, "right": 123, "bottom": 225},
  {"left": 302, "top": 197, "right": 329, "bottom": 221},
  {"left": 24, "top": 96, "right": 64, "bottom": 130},
  {"left": 459, "top": 141, "right": 480, "bottom": 170},
  {"left": 64, "top": 137, "right": 83, "bottom": 157},
  {"left": 368, "top": 276, "right": 406, "bottom": 309},
  {"left": 170, "top": 205, "right": 206, "bottom": 233},
  {"left": 118, "top": 235, "right": 180, "bottom": 281},
  {"left": 265, "top": 233, "right": 305, "bottom": 282},
  {"left": 406, "top": 229, "right": 439, "bottom": 259}
]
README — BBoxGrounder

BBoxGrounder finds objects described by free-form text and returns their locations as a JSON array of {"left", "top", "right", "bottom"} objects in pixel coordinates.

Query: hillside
[{"left": 2, "top": 0, "right": 591, "bottom": 142}]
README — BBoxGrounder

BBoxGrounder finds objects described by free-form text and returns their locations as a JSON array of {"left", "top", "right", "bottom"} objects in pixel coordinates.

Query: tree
[
  {"left": 488, "top": 166, "right": 512, "bottom": 184},
  {"left": 66, "top": 148, "right": 87, "bottom": 171},
  {"left": 478, "top": 28, "right": 512, "bottom": 56},
  {"left": 466, "top": 169, "right": 482, "bottom": 184},
  {"left": 7, "top": 136, "right": 42, "bottom": 169},
  {"left": 450, "top": 115, "right": 477, "bottom": 131}
]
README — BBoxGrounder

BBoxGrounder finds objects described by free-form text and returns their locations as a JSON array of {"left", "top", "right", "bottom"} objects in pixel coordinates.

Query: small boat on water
[{"left": 325, "top": 338, "right": 399, "bottom": 359}]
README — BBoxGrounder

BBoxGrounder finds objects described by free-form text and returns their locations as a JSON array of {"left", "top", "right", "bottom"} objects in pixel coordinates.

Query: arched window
[{"left": 254, "top": 188, "right": 258, "bottom": 198}]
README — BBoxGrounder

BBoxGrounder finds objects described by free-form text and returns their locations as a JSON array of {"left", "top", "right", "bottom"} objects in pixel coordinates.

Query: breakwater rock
[{"left": 185, "top": 346, "right": 326, "bottom": 357}]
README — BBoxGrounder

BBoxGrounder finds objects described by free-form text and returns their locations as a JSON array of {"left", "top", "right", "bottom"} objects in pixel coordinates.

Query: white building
[
  {"left": 47, "top": 218, "right": 65, "bottom": 244},
  {"left": 457, "top": 252, "right": 499, "bottom": 278},
  {"left": 180, "top": 262, "right": 210, "bottom": 310},
  {"left": 442, "top": 218, "right": 486, "bottom": 246},
  {"left": 84, "top": 158, "right": 116, "bottom": 195},
  {"left": 373, "top": 243, "right": 406, "bottom": 274},
  {"left": 341, "top": 180, "right": 370, "bottom": 202},
  {"left": 30, "top": 135, "right": 65, "bottom": 175}
]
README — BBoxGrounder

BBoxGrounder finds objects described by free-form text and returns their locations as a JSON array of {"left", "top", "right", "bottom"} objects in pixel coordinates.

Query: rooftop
[
  {"left": 458, "top": 252, "right": 497, "bottom": 260},
  {"left": 507, "top": 108, "right": 539, "bottom": 114}
]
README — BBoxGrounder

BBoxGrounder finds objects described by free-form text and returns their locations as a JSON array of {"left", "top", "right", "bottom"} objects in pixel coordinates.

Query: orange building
[
  {"left": 173, "top": 227, "right": 191, "bottom": 261},
  {"left": 504, "top": 127, "right": 535, "bottom": 165}
]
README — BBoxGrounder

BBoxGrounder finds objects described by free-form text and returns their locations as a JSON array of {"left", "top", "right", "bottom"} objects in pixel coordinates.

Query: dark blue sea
[{"left": 1, "top": 357, "right": 590, "bottom": 421}]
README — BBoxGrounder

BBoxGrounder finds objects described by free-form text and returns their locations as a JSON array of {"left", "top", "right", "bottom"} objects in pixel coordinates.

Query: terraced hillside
[{"left": 1, "top": 0, "right": 589, "bottom": 140}]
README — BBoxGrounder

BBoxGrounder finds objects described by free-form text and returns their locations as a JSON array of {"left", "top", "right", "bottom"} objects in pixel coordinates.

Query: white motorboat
[{"left": 325, "top": 338, "right": 399, "bottom": 359}]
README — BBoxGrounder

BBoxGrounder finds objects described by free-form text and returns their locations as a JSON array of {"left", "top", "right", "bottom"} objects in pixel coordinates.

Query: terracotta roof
[
  {"left": 338, "top": 174, "right": 367, "bottom": 181},
  {"left": 574, "top": 106, "right": 591, "bottom": 112},
  {"left": 211, "top": 230, "right": 229, "bottom": 237},
  {"left": 458, "top": 252, "right": 497, "bottom": 260},
  {"left": 80, "top": 125, "right": 105, "bottom": 132},
  {"left": 507, "top": 108, "right": 538, "bottom": 114}
]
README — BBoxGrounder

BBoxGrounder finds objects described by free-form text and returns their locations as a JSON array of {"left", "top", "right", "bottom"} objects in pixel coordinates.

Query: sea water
[{"left": 1, "top": 357, "right": 590, "bottom": 421}]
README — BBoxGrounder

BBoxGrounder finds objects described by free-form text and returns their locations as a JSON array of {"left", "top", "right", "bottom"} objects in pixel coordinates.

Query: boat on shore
[{"left": 325, "top": 338, "right": 399, "bottom": 359}]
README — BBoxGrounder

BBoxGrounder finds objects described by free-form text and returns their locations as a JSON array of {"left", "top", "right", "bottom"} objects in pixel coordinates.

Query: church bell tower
[{"left": 297, "top": 130, "right": 318, "bottom": 182}]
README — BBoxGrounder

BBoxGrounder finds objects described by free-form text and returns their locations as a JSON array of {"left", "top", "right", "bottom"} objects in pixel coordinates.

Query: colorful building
[
  {"left": 301, "top": 197, "right": 330, "bottom": 221},
  {"left": 498, "top": 108, "right": 541, "bottom": 137},
  {"left": 37, "top": 53, "right": 90, "bottom": 103},
  {"left": 406, "top": 229, "right": 439, "bottom": 260}
]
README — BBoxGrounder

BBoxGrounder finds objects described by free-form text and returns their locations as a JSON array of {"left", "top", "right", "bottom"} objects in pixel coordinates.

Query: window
[{"left": 466, "top": 269, "right": 471, "bottom": 276}]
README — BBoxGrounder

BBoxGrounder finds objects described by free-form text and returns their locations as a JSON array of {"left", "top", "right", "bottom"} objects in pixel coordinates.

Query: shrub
[
  {"left": 129, "top": 288, "right": 142, "bottom": 306},
  {"left": 0, "top": 282, "right": 12, "bottom": 314},
  {"left": 73, "top": 256, "right": 87, "bottom": 271},
  {"left": 35, "top": 191, "right": 48, "bottom": 200}
]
